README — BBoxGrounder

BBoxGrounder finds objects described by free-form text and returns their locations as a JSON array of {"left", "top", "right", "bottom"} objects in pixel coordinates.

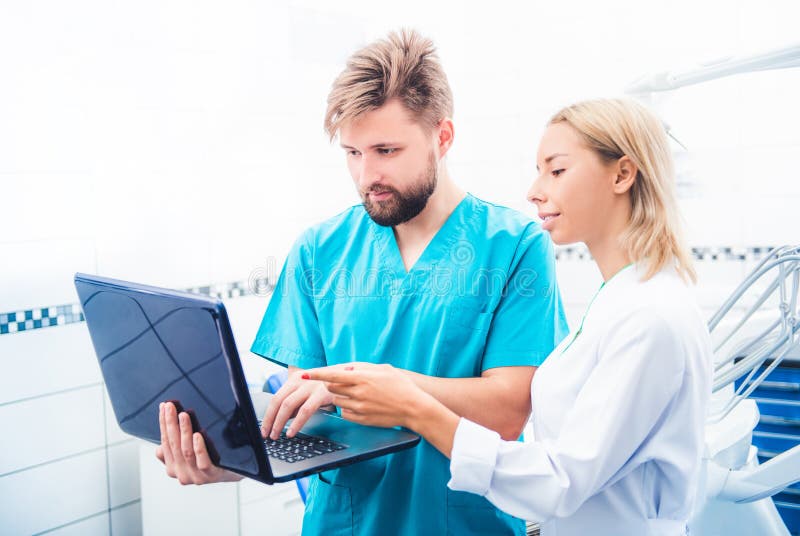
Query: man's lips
[{"left": 368, "top": 190, "right": 394, "bottom": 201}]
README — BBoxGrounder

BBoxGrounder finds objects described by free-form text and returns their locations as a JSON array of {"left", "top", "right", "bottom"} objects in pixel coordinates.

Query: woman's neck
[{"left": 587, "top": 235, "right": 633, "bottom": 282}]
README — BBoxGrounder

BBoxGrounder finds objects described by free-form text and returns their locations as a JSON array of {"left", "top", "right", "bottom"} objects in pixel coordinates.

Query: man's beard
[{"left": 362, "top": 154, "right": 438, "bottom": 227}]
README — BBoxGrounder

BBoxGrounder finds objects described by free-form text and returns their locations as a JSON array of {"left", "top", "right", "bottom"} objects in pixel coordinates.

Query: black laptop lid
[{"left": 74, "top": 273, "right": 269, "bottom": 479}]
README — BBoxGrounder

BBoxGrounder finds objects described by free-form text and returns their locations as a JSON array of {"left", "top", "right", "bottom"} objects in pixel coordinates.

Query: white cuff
[{"left": 447, "top": 418, "right": 501, "bottom": 496}]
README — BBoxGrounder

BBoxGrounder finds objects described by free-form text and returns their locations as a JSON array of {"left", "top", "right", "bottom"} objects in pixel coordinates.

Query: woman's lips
[{"left": 540, "top": 213, "right": 560, "bottom": 231}]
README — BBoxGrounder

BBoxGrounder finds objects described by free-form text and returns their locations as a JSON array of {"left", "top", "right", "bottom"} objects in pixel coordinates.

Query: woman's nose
[{"left": 527, "top": 176, "right": 545, "bottom": 205}]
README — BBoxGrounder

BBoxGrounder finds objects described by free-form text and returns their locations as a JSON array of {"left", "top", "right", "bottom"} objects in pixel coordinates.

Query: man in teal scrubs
[
  {"left": 254, "top": 30, "right": 568, "bottom": 535},
  {"left": 157, "top": 30, "right": 567, "bottom": 535}
]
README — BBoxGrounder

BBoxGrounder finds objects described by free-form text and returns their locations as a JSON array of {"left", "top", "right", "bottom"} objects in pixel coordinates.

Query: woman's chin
[{"left": 548, "top": 232, "right": 579, "bottom": 247}]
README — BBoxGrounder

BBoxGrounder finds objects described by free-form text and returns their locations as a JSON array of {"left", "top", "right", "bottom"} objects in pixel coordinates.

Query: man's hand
[
  {"left": 155, "top": 401, "right": 242, "bottom": 485},
  {"left": 261, "top": 367, "right": 335, "bottom": 439}
]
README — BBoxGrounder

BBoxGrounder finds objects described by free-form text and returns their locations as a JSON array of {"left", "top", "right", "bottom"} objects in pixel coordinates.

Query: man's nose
[{"left": 357, "top": 155, "right": 381, "bottom": 190}]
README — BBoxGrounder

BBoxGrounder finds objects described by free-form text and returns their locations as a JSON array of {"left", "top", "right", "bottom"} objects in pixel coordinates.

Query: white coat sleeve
[{"left": 447, "top": 311, "right": 685, "bottom": 522}]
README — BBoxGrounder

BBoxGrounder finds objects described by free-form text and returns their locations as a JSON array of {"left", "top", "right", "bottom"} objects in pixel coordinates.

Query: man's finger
[
  {"left": 261, "top": 382, "right": 297, "bottom": 437},
  {"left": 270, "top": 389, "right": 306, "bottom": 439},
  {"left": 286, "top": 389, "right": 329, "bottom": 436}
]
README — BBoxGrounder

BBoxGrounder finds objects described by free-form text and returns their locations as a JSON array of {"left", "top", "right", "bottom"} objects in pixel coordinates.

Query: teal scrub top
[{"left": 251, "top": 194, "right": 568, "bottom": 536}]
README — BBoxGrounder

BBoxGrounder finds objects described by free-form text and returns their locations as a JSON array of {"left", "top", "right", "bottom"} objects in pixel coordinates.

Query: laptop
[{"left": 74, "top": 273, "right": 420, "bottom": 484}]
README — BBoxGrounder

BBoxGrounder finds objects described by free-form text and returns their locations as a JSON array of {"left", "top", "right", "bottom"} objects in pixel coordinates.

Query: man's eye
[
  {"left": 347, "top": 150, "right": 361, "bottom": 156},
  {"left": 378, "top": 148, "right": 397, "bottom": 155},
  {"left": 552, "top": 169, "right": 565, "bottom": 177}
]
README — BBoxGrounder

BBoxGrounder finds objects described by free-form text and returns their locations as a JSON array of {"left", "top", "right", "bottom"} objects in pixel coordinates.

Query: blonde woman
[{"left": 306, "top": 99, "right": 713, "bottom": 535}]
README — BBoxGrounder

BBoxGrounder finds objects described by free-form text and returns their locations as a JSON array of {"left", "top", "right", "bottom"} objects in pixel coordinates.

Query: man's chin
[
  {"left": 365, "top": 210, "right": 400, "bottom": 227},
  {"left": 364, "top": 200, "right": 398, "bottom": 226}
]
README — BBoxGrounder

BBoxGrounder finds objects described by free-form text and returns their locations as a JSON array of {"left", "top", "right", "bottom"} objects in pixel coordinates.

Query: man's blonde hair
[
  {"left": 324, "top": 29, "right": 453, "bottom": 140},
  {"left": 550, "top": 98, "right": 696, "bottom": 283}
]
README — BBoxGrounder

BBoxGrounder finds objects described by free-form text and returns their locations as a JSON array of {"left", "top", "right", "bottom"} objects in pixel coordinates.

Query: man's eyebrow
[
  {"left": 536, "top": 153, "right": 569, "bottom": 171},
  {"left": 339, "top": 142, "right": 401, "bottom": 150},
  {"left": 370, "top": 142, "right": 401, "bottom": 149}
]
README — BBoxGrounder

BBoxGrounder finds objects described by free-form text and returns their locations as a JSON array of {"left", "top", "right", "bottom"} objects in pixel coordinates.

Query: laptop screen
[{"left": 75, "top": 275, "right": 263, "bottom": 477}]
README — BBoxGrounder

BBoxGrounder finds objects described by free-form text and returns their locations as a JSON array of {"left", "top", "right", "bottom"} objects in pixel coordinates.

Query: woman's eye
[{"left": 552, "top": 169, "right": 565, "bottom": 177}]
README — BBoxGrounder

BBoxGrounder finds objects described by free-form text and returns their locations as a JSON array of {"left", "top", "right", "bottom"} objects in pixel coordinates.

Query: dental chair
[{"left": 690, "top": 245, "right": 800, "bottom": 535}]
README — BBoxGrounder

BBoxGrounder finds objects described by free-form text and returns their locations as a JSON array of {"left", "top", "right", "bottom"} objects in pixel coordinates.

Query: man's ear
[
  {"left": 437, "top": 118, "right": 454, "bottom": 158},
  {"left": 613, "top": 156, "right": 637, "bottom": 194}
]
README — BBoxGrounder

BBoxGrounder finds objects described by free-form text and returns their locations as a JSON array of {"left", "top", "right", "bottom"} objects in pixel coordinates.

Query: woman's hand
[
  {"left": 303, "top": 362, "right": 428, "bottom": 429},
  {"left": 306, "top": 363, "right": 463, "bottom": 458},
  {"left": 156, "top": 401, "right": 243, "bottom": 485}
]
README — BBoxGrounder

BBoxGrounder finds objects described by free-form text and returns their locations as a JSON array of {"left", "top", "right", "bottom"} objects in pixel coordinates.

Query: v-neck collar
[
  {"left": 559, "top": 263, "right": 637, "bottom": 355},
  {"left": 372, "top": 194, "right": 473, "bottom": 279}
]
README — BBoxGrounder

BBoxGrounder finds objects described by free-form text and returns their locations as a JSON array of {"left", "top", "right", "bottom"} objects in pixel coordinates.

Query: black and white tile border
[
  {"left": 0, "top": 277, "right": 272, "bottom": 337},
  {"left": 0, "top": 304, "right": 84, "bottom": 335},
  {"left": 554, "top": 245, "right": 778, "bottom": 262},
  {"left": 0, "top": 248, "right": 783, "bottom": 336}
]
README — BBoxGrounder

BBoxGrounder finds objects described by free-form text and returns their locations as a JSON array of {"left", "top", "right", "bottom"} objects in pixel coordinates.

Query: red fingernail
[
  {"left": 301, "top": 373, "right": 310, "bottom": 379},
  {"left": 345, "top": 366, "right": 354, "bottom": 371}
]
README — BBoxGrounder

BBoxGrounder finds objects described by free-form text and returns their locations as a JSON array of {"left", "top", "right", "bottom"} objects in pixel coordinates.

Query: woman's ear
[{"left": 613, "top": 156, "right": 637, "bottom": 194}]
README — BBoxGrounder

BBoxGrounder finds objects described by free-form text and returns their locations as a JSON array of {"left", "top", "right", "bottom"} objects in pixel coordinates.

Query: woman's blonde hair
[{"left": 550, "top": 98, "right": 696, "bottom": 283}]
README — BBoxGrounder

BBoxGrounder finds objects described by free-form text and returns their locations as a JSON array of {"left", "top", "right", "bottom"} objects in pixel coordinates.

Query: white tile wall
[
  {"left": 681, "top": 197, "right": 746, "bottom": 247},
  {"left": 0, "top": 450, "right": 108, "bottom": 535},
  {"left": 110, "top": 502, "right": 142, "bottom": 536},
  {"left": 103, "top": 388, "right": 133, "bottom": 446},
  {"left": 139, "top": 444, "right": 239, "bottom": 536},
  {"left": 238, "top": 477, "right": 297, "bottom": 506},
  {"left": 694, "top": 260, "right": 751, "bottom": 312},
  {"left": 448, "top": 159, "right": 532, "bottom": 216},
  {"left": 239, "top": 485, "right": 304, "bottom": 536},
  {"left": 108, "top": 441, "right": 141, "bottom": 508},
  {"left": 0, "top": 174, "right": 95, "bottom": 244},
  {"left": 0, "top": 385, "right": 105, "bottom": 476},
  {"left": 45, "top": 513, "right": 110, "bottom": 536},
  {"left": 554, "top": 259, "right": 604, "bottom": 328},
  {"left": 94, "top": 229, "right": 213, "bottom": 292},
  {"left": 0, "top": 323, "right": 101, "bottom": 405},
  {"left": 288, "top": 4, "right": 366, "bottom": 66},
  {"left": 0, "top": 239, "right": 96, "bottom": 313},
  {"left": 740, "top": 196, "right": 800, "bottom": 247},
  {"left": 224, "top": 295, "right": 284, "bottom": 387}
]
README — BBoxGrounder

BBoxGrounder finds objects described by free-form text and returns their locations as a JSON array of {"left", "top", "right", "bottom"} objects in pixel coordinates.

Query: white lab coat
[{"left": 448, "top": 265, "right": 712, "bottom": 536}]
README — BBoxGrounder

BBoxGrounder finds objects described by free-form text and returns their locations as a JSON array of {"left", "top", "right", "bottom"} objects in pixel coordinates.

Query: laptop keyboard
[{"left": 264, "top": 431, "right": 347, "bottom": 464}]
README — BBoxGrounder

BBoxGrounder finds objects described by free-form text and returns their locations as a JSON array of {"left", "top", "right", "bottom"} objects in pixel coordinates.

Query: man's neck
[{"left": 393, "top": 170, "right": 465, "bottom": 247}]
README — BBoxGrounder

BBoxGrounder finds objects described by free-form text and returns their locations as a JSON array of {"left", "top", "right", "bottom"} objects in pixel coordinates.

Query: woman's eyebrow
[{"left": 537, "top": 152, "right": 569, "bottom": 172}]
